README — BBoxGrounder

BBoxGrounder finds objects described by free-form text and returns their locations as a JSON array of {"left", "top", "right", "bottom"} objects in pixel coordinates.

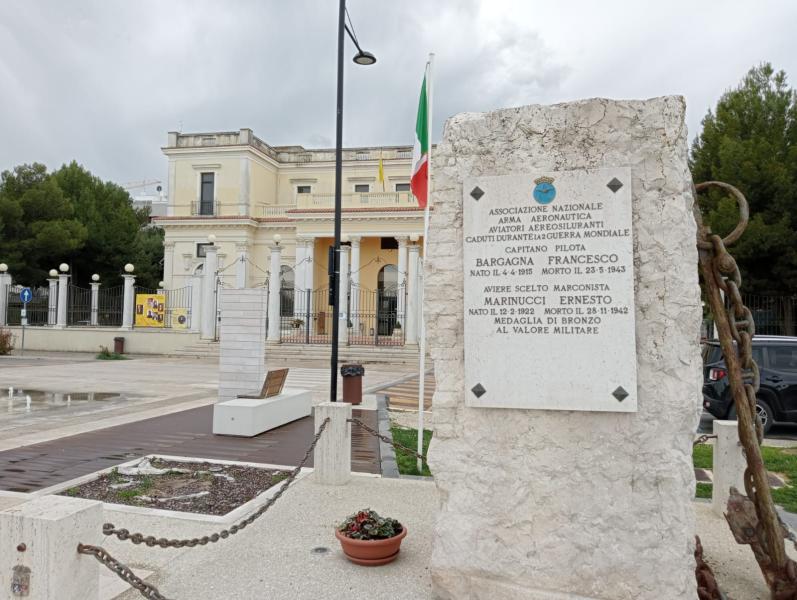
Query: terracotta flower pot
[{"left": 335, "top": 526, "right": 408, "bottom": 566}]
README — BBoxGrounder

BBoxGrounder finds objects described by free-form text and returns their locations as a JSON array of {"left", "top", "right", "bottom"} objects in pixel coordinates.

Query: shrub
[
  {"left": 0, "top": 328, "right": 15, "bottom": 355},
  {"left": 96, "top": 345, "right": 128, "bottom": 360},
  {"left": 337, "top": 508, "right": 402, "bottom": 540}
]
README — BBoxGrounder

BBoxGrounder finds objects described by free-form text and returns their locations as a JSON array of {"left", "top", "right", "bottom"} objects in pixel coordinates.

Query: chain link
[
  {"left": 348, "top": 417, "right": 428, "bottom": 464},
  {"left": 693, "top": 434, "right": 718, "bottom": 446},
  {"left": 77, "top": 417, "right": 330, "bottom": 600},
  {"left": 77, "top": 544, "right": 170, "bottom": 600}
]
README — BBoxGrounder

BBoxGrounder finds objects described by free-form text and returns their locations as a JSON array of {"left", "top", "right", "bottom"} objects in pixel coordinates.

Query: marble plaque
[{"left": 463, "top": 168, "right": 637, "bottom": 411}]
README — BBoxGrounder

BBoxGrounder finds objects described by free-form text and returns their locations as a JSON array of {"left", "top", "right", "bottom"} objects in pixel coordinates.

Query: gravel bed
[{"left": 59, "top": 458, "right": 289, "bottom": 516}]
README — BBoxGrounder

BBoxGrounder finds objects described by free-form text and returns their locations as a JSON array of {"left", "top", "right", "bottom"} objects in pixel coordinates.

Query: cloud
[{"left": 0, "top": 0, "right": 795, "bottom": 186}]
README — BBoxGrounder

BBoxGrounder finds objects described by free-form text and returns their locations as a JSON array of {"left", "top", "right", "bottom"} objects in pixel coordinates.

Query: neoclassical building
[{"left": 155, "top": 128, "right": 427, "bottom": 345}]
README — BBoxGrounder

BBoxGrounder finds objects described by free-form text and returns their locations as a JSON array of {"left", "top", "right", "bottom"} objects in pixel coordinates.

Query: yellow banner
[{"left": 135, "top": 294, "right": 165, "bottom": 328}]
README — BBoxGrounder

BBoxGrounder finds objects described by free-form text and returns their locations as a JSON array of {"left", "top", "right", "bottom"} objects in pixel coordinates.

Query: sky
[{"left": 1, "top": 0, "right": 795, "bottom": 190}]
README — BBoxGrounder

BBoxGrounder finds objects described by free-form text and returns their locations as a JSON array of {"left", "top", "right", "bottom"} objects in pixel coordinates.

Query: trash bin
[
  {"left": 340, "top": 363, "right": 365, "bottom": 405},
  {"left": 113, "top": 336, "right": 125, "bottom": 354}
]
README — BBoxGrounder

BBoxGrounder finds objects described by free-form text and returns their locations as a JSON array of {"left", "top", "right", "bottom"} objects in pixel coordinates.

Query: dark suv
[{"left": 703, "top": 336, "right": 797, "bottom": 433}]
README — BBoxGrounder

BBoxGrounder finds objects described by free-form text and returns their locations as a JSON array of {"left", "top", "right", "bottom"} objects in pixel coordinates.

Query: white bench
[{"left": 212, "top": 388, "right": 313, "bottom": 437}]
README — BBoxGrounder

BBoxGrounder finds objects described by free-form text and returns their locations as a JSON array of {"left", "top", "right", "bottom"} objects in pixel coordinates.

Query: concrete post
[
  {"left": 55, "top": 273, "right": 69, "bottom": 329},
  {"left": 0, "top": 272, "right": 11, "bottom": 327},
  {"left": 201, "top": 245, "right": 219, "bottom": 340},
  {"left": 235, "top": 245, "right": 248, "bottom": 289},
  {"left": 349, "top": 237, "right": 361, "bottom": 333},
  {"left": 120, "top": 274, "right": 135, "bottom": 330},
  {"left": 0, "top": 495, "right": 103, "bottom": 600},
  {"left": 313, "top": 401, "right": 352, "bottom": 485},
  {"left": 47, "top": 278, "right": 58, "bottom": 326},
  {"left": 189, "top": 274, "right": 202, "bottom": 332},
  {"left": 397, "top": 237, "right": 408, "bottom": 321},
  {"left": 266, "top": 244, "right": 283, "bottom": 342},
  {"left": 90, "top": 283, "right": 100, "bottom": 326},
  {"left": 712, "top": 420, "right": 747, "bottom": 517},
  {"left": 405, "top": 244, "right": 419, "bottom": 345},
  {"left": 338, "top": 244, "right": 350, "bottom": 345}
]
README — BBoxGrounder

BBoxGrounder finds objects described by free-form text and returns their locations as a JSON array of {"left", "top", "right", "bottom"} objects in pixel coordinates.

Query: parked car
[{"left": 703, "top": 336, "right": 797, "bottom": 433}]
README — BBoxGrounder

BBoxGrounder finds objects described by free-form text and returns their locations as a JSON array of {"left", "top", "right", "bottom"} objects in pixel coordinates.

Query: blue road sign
[{"left": 20, "top": 287, "right": 32, "bottom": 304}]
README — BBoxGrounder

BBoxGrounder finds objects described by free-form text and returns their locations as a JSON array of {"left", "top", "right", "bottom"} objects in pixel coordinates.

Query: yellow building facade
[{"left": 156, "top": 129, "right": 426, "bottom": 344}]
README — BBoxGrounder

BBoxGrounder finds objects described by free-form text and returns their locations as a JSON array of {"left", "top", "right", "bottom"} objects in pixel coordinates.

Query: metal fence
[
  {"left": 279, "top": 284, "right": 406, "bottom": 346},
  {"left": 67, "top": 285, "right": 92, "bottom": 326},
  {"left": 742, "top": 294, "right": 797, "bottom": 337},
  {"left": 6, "top": 285, "right": 51, "bottom": 326},
  {"left": 97, "top": 285, "right": 124, "bottom": 327}
]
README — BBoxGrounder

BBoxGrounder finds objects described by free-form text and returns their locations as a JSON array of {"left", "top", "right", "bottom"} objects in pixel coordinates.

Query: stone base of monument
[{"left": 212, "top": 388, "right": 312, "bottom": 437}]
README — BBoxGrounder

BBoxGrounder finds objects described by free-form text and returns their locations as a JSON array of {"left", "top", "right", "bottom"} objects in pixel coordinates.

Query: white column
[
  {"left": 47, "top": 278, "right": 58, "bottom": 326},
  {"left": 235, "top": 244, "right": 248, "bottom": 289},
  {"left": 189, "top": 274, "right": 202, "bottom": 332},
  {"left": 313, "top": 402, "right": 352, "bottom": 485},
  {"left": 397, "top": 236, "right": 409, "bottom": 322},
  {"left": 405, "top": 244, "right": 419, "bottom": 345},
  {"left": 90, "top": 283, "right": 100, "bottom": 326},
  {"left": 349, "top": 237, "right": 361, "bottom": 334},
  {"left": 0, "top": 272, "right": 10, "bottom": 327},
  {"left": 266, "top": 243, "right": 283, "bottom": 342},
  {"left": 56, "top": 273, "right": 69, "bottom": 329},
  {"left": 303, "top": 238, "right": 315, "bottom": 292},
  {"left": 712, "top": 420, "right": 747, "bottom": 517},
  {"left": 120, "top": 274, "right": 135, "bottom": 330},
  {"left": 337, "top": 244, "right": 350, "bottom": 345},
  {"left": 201, "top": 245, "right": 219, "bottom": 339},
  {"left": 294, "top": 240, "right": 307, "bottom": 290},
  {"left": 163, "top": 241, "right": 175, "bottom": 289}
]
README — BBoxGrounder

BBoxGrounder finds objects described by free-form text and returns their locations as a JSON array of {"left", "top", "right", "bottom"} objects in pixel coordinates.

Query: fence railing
[
  {"left": 6, "top": 285, "right": 51, "bottom": 326},
  {"left": 68, "top": 285, "right": 92, "bottom": 326},
  {"left": 742, "top": 294, "right": 797, "bottom": 337},
  {"left": 190, "top": 200, "right": 220, "bottom": 216},
  {"left": 97, "top": 285, "right": 124, "bottom": 327}
]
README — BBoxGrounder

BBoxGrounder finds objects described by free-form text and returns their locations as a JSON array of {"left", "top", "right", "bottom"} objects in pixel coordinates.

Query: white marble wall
[
  {"left": 426, "top": 97, "right": 703, "bottom": 599},
  {"left": 218, "top": 288, "right": 268, "bottom": 403}
]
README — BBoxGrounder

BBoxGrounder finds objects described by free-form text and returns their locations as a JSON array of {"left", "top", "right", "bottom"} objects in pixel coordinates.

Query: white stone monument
[{"left": 426, "top": 97, "right": 703, "bottom": 599}]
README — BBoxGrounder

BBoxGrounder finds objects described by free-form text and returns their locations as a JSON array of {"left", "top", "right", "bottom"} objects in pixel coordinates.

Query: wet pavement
[{"left": 0, "top": 405, "right": 381, "bottom": 493}]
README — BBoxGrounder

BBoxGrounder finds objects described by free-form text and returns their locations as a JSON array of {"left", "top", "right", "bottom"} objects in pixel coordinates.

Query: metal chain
[
  {"left": 76, "top": 417, "right": 331, "bottom": 600},
  {"left": 78, "top": 544, "right": 170, "bottom": 600},
  {"left": 693, "top": 434, "right": 718, "bottom": 446},
  {"left": 348, "top": 417, "right": 428, "bottom": 464}
]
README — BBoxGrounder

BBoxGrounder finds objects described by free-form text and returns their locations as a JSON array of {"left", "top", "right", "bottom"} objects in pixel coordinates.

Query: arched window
[{"left": 377, "top": 264, "right": 398, "bottom": 295}]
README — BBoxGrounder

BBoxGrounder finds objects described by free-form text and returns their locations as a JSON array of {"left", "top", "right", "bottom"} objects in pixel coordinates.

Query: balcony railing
[
  {"left": 296, "top": 192, "right": 421, "bottom": 210},
  {"left": 190, "top": 200, "right": 219, "bottom": 216},
  {"left": 260, "top": 205, "right": 294, "bottom": 217}
]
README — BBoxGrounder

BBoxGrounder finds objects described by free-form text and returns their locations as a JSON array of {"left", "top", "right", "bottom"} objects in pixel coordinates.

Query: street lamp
[{"left": 329, "top": 0, "right": 376, "bottom": 403}]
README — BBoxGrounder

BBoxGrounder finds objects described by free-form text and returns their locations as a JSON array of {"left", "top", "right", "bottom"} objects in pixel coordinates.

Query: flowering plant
[{"left": 337, "top": 508, "right": 402, "bottom": 540}]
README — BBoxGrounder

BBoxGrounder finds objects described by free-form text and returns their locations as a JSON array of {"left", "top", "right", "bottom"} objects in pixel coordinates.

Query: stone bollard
[
  {"left": 313, "top": 402, "right": 352, "bottom": 485},
  {"left": 0, "top": 495, "right": 103, "bottom": 599},
  {"left": 712, "top": 420, "right": 747, "bottom": 517}
]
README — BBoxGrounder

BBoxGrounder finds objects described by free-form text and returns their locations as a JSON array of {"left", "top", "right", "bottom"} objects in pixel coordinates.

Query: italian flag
[{"left": 410, "top": 74, "right": 429, "bottom": 209}]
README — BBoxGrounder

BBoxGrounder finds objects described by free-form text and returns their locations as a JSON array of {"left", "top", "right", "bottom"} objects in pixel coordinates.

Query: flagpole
[{"left": 417, "top": 53, "right": 433, "bottom": 473}]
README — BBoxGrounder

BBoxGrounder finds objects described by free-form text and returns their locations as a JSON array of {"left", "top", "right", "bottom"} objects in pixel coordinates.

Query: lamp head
[
  {"left": 207, "top": 234, "right": 216, "bottom": 244},
  {"left": 0, "top": 263, "right": 7, "bottom": 273},
  {"left": 272, "top": 234, "right": 282, "bottom": 246},
  {"left": 91, "top": 274, "right": 100, "bottom": 282},
  {"left": 353, "top": 50, "right": 377, "bottom": 66},
  {"left": 341, "top": 234, "right": 349, "bottom": 243},
  {"left": 410, "top": 234, "right": 420, "bottom": 243},
  {"left": 49, "top": 269, "right": 58, "bottom": 278},
  {"left": 124, "top": 263, "right": 135, "bottom": 274},
  {"left": 158, "top": 281, "right": 165, "bottom": 288},
  {"left": 59, "top": 263, "right": 69, "bottom": 273}
]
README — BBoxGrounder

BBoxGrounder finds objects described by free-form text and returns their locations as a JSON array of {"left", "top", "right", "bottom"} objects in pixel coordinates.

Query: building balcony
[
  {"left": 295, "top": 192, "right": 421, "bottom": 211},
  {"left": 190, "top": 200, "right": 220, "bottom": 216}
]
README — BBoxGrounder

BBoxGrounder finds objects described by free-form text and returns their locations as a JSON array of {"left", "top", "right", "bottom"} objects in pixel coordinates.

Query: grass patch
[
  {"left": 390, "top": 426, "right": 432, "bottom": 477},
  {"left": 115, "top": 476, "right": 153, "bottom": 501},
  {"left": 96, "top": 345, "right": 129, "bottom": 360},
  {"left": 693, "top": 443, "right": 797, "bottom": 512},
  {"left": 65, "top": 487, "right": 80, "bottom": 496},
  {"left": 696, "top": 483, "right": 713, "bottom": 499}
]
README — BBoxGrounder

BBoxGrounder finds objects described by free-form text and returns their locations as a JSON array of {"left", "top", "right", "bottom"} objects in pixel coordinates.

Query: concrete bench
[{"left": 212, "top": 388, "right": 313, "bottom": 437}]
